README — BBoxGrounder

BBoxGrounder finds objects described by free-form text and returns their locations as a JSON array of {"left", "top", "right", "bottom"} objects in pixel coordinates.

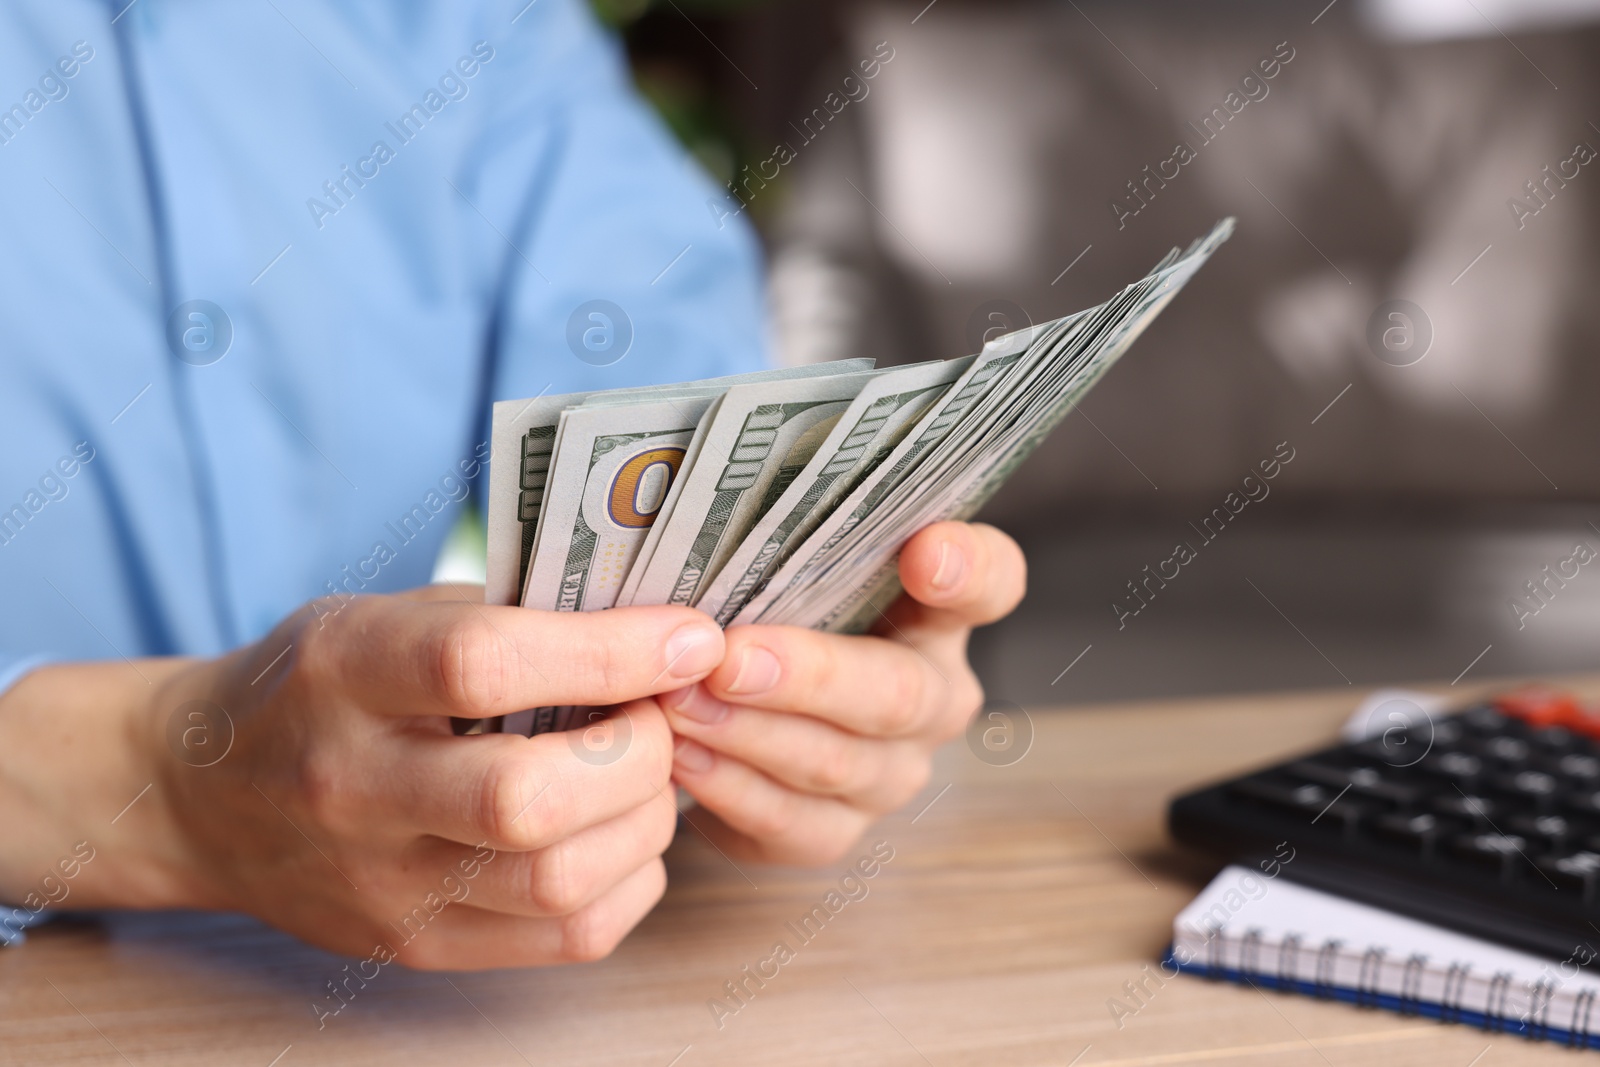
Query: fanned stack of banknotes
[{"left": 482, "top": 219, "right": 1233, "bottom": 735}]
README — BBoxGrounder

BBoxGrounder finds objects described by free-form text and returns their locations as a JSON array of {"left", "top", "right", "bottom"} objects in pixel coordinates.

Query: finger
[
  {"left": 303, "top": 595, "right": 725, "bottom": 717},
  {"left": 662, "top": 688, "right": 930, "bottom": 812},
  {"left": 671, "top": 737, "right": 871, "bottom": 866},
  {"left": 393, "top": 582, "right": 485, "bottom": 604},
  {"left": 695, "top": 624, "right": 981, "bottom": 740},
  {"left": 411, "top": 790, "right": 677, "bottom": 918},
  {"left": 892, "top": 522, "right": 1027, "bottom": 637},
  {"left": 390, "top": 858, "right": 667, "bottom": 970},
  {"left": 369, "top": 701, "right": 674, "bottom": 852}
]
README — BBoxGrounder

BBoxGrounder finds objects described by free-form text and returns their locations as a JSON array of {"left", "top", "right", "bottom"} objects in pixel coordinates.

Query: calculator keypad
[{"left": 1218, "top": 693, "right": 1600, "bottom": 902}]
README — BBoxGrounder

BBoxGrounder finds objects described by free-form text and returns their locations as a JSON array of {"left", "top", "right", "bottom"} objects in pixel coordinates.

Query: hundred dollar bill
[
  {"left": 521, "top": 397, "right": 714, "bottom": 613},
  {"left": 612, "top": 397, "right": 722, "bottom": 608},
  {"left": 696, "top": 357, "right": 974, "bottom": 625},
  {"left": 728, "top": 344, "right": 1034, "bottom": 628},
  {"left": 622, "top": 367, "right": 884, "bottom": 609},
  {"left": 484, "top": 360, "right": 874, "bottom": 608},
  {"left": 775, "top": 305, "right": 1189, "bottom": 630},
  {"left": 741, "top": 219, "right": 1234, "bottom": 632},
  {"left": 508, "top": 396, "right": 716, "bottom": 737}
]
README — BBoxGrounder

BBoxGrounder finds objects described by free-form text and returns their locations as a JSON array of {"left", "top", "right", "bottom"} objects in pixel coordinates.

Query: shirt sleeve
[
  {"left": 464, "top": 0, "right": 771, "bottom": 410},
  {"left": 0, "top": 653, "right": 48, "bottom": 703}
]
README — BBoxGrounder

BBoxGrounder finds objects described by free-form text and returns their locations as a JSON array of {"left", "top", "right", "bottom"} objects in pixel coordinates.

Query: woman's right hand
[{"left": 0, "top": 583, "right": 727, "bottom": 970}]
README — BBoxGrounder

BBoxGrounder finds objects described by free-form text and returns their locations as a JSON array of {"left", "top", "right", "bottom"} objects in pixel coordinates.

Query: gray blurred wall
[{"left": 712, "top": 0, "right": 1600, "bottom": 703}]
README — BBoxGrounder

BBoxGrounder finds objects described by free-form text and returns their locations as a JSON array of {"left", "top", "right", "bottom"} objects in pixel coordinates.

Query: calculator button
[
  {"left": 1372, "top": 812, "right": 1454, "bottom": 858},
  {"left": 1461, "top": 705, "right": 1522, "bottom": 736},
  {"left": 1419, "top": 751, "right": 1484, "bottom": 786},
  {"left": 1228, "top": 777, "right": 1329, "bottom": 813},
  {"left": 1557, "top": 754, "right": 1600, "bottom": 784},
  {"left": 1469, "top": 736, "right": 1532, "bottom": 765},
  {"left": 1429, "top": 720, "right": 1465, "bottom": 747},
  {"left": 1489, "top": 770, "right": 1560, "bottom": 810},
  {"left": 1507, "top": 814, "right": 1575, "bottom": 850},
  {"left": 1433, "top": 794, "right": 1497, "bottom": 823},
  {"left": 1450, "top": 833, "right": 1528, "bottom": 880},
  {"left": 1535, "top": 851, "right": 1600, "bottom": 900},
  {"left": 1351, "top": 734, "right": 1430, "bottom": 768},
  {"left": 1285, "top": 761, "right": 1420, "bottom": 807},
  {"left": 1531, "top": 726, "right": 1587, "bottom": 754},
  {"left": 1226, "top": 777, "right": 1371, "bottom": 834}
]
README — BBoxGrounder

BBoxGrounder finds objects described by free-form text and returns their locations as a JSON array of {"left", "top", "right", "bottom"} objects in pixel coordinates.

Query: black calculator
[{"left": 1169, "top": 689, "right": 1600, "bottom": 964}]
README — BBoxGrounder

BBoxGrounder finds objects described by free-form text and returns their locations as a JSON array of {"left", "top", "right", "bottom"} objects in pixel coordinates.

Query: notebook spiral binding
[
  {"left": 1356, "top": 947, "right": 1385, "bottom": 1008},
  {"left": 1276, "top": 933, "right": 1301, "bottom": 990},
  {"left": 1398, "top": 953, "right": 1427, "bottom": 1017},
  {"left": 1528, "top": 977, "right": 1554, "bottom": 1042},
  {"left": 1441, "top": 962, "right": 1470, "bottom": 1024},
  {"left": 1314, "top": 939, "right": 1342, "bottom": 1000},
  {"left": 1167, "top": 866, "right": 1600, "bottom": 1049},
  {"left": 1485, "top": 971, "right": 1513, "bottom": 1032},
  {"left": 1569, "top": 987, "right": 1597, "bottom": 1048},
  {"left": 1240, "top": 928, "right": 1263, "bottom": 983}
]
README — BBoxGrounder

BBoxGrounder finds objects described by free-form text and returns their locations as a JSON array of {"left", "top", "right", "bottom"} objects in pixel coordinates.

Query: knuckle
[
  {"left": 625, "top": 702, "right": 675, "bottom": 791},
  {"left": 804, "top": 634, "right": 845, "bottom": 702},
  {"left": 431, "top": 618, "right": 506, "bottom": 716},
  {"left": 742, "top": 793, "right": 798, "bottom": 843},
  {"left": 807, "top": 735, "right": 858, "bottom": 794},
  {"left": 559, "top": 904, "right": 626, "bottom": 964},
  {"left": 291, "top": 603, "right": 345, "bottom": 683},
  {"left": 879, "top": 658, "right": 928, "bottom": 734},
  {"left": 528, "top": 847, "right": 587, "bottom": 915},
  {"left": 580, "top": 618, "right": 635, "bottom": 701},
  {"left": 297, "top": 749, "right": 354, "bottom": 830},
  {"left": 479, "top": 759, "right": 557, "bottom": 850},
  {"left": 892, "top": 755, "right": 934, "bottom": 811}
]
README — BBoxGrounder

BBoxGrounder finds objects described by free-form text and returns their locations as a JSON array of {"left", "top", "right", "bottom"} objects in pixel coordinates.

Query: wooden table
[{"left": 2, "top": 678, "right": 1588, "bottom": 1066}]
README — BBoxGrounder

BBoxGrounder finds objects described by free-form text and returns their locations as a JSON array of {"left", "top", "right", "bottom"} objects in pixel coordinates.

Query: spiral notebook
[{"left": 1168, "top": 866, "right": 1600, "bottom": 1047}]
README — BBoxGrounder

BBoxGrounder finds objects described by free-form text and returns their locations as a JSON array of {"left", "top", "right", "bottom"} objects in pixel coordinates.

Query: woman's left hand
[{"left": 661, "top": 521, "right": 1027, "bottom": 865}]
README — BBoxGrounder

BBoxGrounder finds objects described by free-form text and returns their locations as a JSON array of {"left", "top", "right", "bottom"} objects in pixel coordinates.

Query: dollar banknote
[
  {"left": 520, "top": 397, "right": 713, "bottom": 613},
  {"left": 612, "top": 397, "right": 722, "bottom": 608},
  {"left": 483, "top": 218, "right": 1235, "bottom": 734},
  {"left": 694, "top": 357, "right": 975, "bottom": 625},
  {"left": 739, "top": 220, "right": 1235, "bottom": 632},
  {"left": 484, "top": 360, "right": 874, "bottom": 607},
  {"left": 621, "top": 367, "right": 885, "bottom": 610}
]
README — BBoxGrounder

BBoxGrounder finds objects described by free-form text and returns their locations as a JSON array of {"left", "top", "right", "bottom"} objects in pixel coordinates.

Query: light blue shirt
[{"left": 0, "top": 0, "right": 767, "bottom": 693}]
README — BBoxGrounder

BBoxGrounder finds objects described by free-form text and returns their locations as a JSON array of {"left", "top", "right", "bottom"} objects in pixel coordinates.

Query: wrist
[{"left": 0, "top": 658, "right": 200, "bottom": 910}]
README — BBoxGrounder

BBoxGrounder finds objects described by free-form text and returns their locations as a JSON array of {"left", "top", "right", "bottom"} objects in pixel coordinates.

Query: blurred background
[{"left": 461, "top": 0, "right": 1600, "bottom": 707}]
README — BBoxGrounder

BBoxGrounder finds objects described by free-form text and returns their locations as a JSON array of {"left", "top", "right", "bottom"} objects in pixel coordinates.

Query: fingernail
[
  {"left": 669, "top": 686, "right": 730, "bottom": 725},
  {"left": 664, "top": 623, "right": 722, "bottom": 681},
  {"left": 659, "top": 684, "right": 695, "bottom": 713},
  {"left": 931, "top": 541, "right": 968, "bottom": 591},
  {"left": 726, "top": 646, "right": 781, "bottom": 696},
  {"left": 673, "top": 736, "right": 715, "bottom": 775}
]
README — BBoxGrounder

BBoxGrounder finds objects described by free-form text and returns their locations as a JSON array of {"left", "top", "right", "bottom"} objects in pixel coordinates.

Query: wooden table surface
[{"left": 3, "top": 677, "right": 1591, "bottom": 1066}]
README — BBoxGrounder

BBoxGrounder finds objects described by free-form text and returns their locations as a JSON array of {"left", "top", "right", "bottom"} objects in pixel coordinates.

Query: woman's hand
[
  {"left": 0, "top": 586, "right": 726, "bottom": 970},
  {"left": 662, "top": 521, "right": 1026, "bottom": 865}
]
